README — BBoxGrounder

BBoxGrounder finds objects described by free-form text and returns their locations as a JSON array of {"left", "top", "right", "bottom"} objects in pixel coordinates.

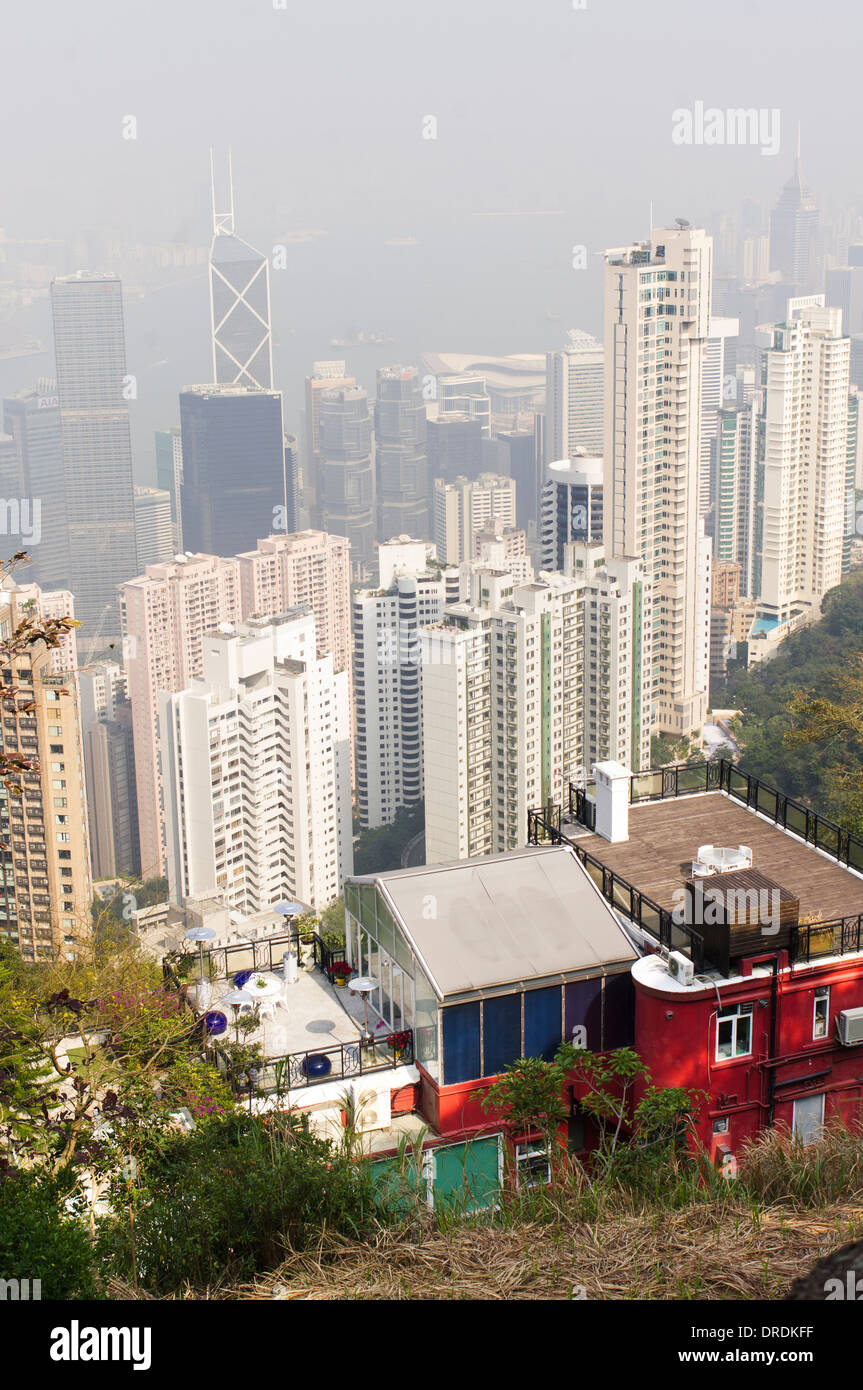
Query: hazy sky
[{"left": 2, "top": 0, "right": 861, "bottom": 473}]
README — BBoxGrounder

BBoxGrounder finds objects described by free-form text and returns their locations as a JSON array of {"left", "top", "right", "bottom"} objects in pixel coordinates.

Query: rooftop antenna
[{"left": 210, "top": 147, "right": 235, "bottom": 236}]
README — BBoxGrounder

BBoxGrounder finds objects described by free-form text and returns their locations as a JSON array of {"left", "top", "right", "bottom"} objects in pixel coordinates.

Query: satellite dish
[{"left": 675, "top": 218, "right": 691, "bottom": 229}]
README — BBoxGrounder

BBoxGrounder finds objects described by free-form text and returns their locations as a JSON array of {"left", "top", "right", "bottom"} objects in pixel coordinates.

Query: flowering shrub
[
  {"left": 94, "top": 987, "right": 185, "bottom": 1067},
  {"left": 328, "top": 960, "right": 353, "bottom": 981},
  {"left": 385, "top": 1030, "right": 411, "bottom": 1052}
]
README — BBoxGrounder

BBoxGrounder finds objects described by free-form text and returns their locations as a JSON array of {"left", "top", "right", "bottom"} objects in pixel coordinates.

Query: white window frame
[
  {"left": 812, "top": 986, "right": 830, "bottom": 1040},
  {"left": 515, "top": 1138, "right": 551, "bottom": 1189},
  {"left": 716, "top": 1001, "right": 754, "bottom": 1061}
]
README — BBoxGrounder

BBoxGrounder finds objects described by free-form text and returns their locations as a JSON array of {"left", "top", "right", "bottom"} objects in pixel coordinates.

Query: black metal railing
[
  {"left": 164, "top": 928, "right": 302, "bottom": 986},
  {"left": 213, "top": 1029, "right": 414, "bottom": 1096},
  {"left": 793, "top": 915, "right": 863, "bottom": 964},
  {"left": 527, "top": 808, "right": 706, "bottom": 970},
  {"left": 565, "top": 757, "right": 863, "bottom": 880}
]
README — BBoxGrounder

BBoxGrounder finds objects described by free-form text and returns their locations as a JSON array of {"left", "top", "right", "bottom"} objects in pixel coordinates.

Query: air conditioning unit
[
  {"left": 667, "top": 951, "right": 695, "bottom": 987},
  {"left": 305, "top": 1105, "right": 345, "bottom": 1142},
  {"left": 352, "top": 1082, "right": 392, "bottom": 1133},
  {"left": 837, "top": 1007, "right": 863, "bottom": 1046}
]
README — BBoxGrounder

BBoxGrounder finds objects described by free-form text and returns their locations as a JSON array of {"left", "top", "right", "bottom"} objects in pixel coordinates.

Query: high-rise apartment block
[
  {"left": 122, "top": 554, "right": 243, "bottom": 878},
  {"left": 235, "top": 530, "right": 352, "bottom": 673},
  {"left": 603, "top": 226, "right": 714, "bottom": 738},
  {"left": 0, "top": 582, "right": 90, "bottom": 961},
  {"left": 79, "top": 660, "right": 139, "bottom": 882},
  {"left": 422, "top": 570, "right": 583, "bottom": 863},
  {"left": 134, "top": 486, "right": 175, "bottom": 569},
  {"left": 353, "top": 540, "right": 447, "bottom": 830},
  {"left": 433, "top": 473, "right": 516, "bottom": 564},
  {"left": 161, "top": 610, "right": 352, "bottom": 913},
  {"left": 375, "top": 366, "right": 429, "bottom": 541},
  {"left": 759, "top": 297, "right": 850, "bottom": 625},
  {"left": 50, "top": 272, "right": 138, "bottom": 659},
  {"left": 713, "top": 400, "right": 760, "bottom": 599}
]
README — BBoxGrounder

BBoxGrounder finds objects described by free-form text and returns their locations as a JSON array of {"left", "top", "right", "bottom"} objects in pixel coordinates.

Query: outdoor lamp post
[
  {"left": 274, "top": 899, "right": 304, "bottom": 964},
  {"left": 221, "top": 988, "right": 254, "bottom": 1043},
  {"left": 348, "top": 976, "right": 378, "bottom": 1046}
]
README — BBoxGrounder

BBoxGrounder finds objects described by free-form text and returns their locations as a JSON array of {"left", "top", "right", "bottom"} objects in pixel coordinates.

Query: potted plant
[
  {"left": 387, "top": 1029, "right": 411, "bottom": 1062},
  {"left": 330, "top": 960, "right": 353, "bottom": 988}
]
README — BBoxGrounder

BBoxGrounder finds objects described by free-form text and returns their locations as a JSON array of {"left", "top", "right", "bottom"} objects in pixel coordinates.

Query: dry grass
[{"left": 106, "top": 1199, "right": 863, "bottom": 1301}]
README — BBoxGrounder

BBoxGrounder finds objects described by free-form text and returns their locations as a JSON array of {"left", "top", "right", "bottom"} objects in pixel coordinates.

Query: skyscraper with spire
[
  {"left": 208, "top": 151, "right": 273, "bottom": 391},
  {"left": 769, "top": 129, "right": 819, "bottom": 292}
]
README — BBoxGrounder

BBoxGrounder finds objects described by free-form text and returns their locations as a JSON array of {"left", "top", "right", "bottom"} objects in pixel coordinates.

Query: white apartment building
[
  {"left": 699, "top": 317, "right": 739, "bottom": 519},
  {"left": 78, "top": 660, "right": 127, "bottom": 734},
  {"left": 235, "top": 530, "right": 352, "bottom": 674},
  {"left": 122, "top": 554, "right": 242, "bottom": 878},
  {"left": 134, "top": 486, "right": 176, "bottom": 569},
  {"left": 563, "top": 543, "right": 653, "bottom": 774},
  {"left": 422, "top": 570, "right": 583, "bottom": 864},
  {"left": 160, "top": 609, "right": 352, "bottom": 914},
  {"left": 545, "top": 330, "right": 605, "bottom": 462},
  {"left": 434, "top": 473, "right": 517, "bottom": 564},
  {"left": 603, "top": 226, "right": 714, "bottom": 738},
  {"left": 353, "top": 539, "right": 449, "bottom": 830},
  {"left": 759, "top": 297, "right": 851, "bottom": 624}
]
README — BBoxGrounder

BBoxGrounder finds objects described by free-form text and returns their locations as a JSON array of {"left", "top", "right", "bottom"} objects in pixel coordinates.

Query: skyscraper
[
  {"left": 155, "top": 427, "right": 184, "bottom": 551},
  {"left": 769, "top": 147, "right": 819, "bottom": 292},
  {"left": 317, "top": 386, "right": 376, "bottom": 576},
  {"left": 161, "top": 610, "right": 352, "bottom": 913},
  {"left": 540, "top": 452, "right": 604, "bottom": 571},
  {"left": 3, "top": 382, "right": 69, "bottom": 590},
  {"left": 303, "top": 361, "right": 356, "bottom": 523},
  {"left": 374, "top": 366, "right": 429, "bottom": 541},
  {"left": 545, "top": 331, "right": 605, "bottom": 463},
  {"left": 759, "top": 298, "right": 850, "bottom": 624},
  {"left": 426, "top": 414, "right": 484, "bottom": 483},
  {"left": 123, "top": 553, "right": 242, "bottom": 878},
  {"left": 50, "top": 272, "right": 138, "bottom": 659},
  {"left": 603, "top": 225, "right": 713, "bottom": 738},
  {"left": 208, "top": 153, "right": 273, "bottom": 391},
  {"left": 433, "top": 473, "right": 517, "bottom": 564},
  {"left": 179, "top": 385, "right": 286, "bottom": 557},
  {"left": 353, "top": 540, "right": 447, "bottom": 829},
  {"left": 134, "top": 486, "right": 175, "bottom": 569},
  {"left": 699, "top": 318, "right": 739, "bottom": 519},
  {"left": 713, "top": 400, "right": 760, "bottom": 599},
  {"left": 0, "top": 581, "right": 91, "bottom": 962},
  {"left": 235, "top": 530, "right": 352, "bottom": 674}
]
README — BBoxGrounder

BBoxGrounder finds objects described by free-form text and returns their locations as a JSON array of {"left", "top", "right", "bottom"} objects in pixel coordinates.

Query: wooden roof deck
[{"left": 568, "top": 792, "right": 863, "bottom": 924}]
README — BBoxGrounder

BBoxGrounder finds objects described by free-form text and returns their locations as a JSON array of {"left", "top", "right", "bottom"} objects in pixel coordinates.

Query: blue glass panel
[
  {"left": 441, "top": 1002, "right": 481, "bottom": 1084},
  {"left": 482, "top": 993, "right": 522, "bottom": 1076},
  {"left": 564, "top": 977, "right": 602, "bottom": 1051},
  {"left": 524, "top": 986, "right": 562, "bottom": 1061},
  {"left": 603, "top": 971, "right": 635, "bottom": 1049}
]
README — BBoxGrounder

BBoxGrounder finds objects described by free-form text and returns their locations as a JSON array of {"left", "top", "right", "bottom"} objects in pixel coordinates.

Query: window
[
  {"left": 813, "top": 986, "right": 829, "bottom": 1040},
  {"left": 716, "top": 1001, "right": 753, "bottom": 1060},
  {"left": 712, "top": 1117, "right": 729, "bottom": 1135},
  {"left": 515, "top": 1139, "right": 551, "bottom": 1189}
]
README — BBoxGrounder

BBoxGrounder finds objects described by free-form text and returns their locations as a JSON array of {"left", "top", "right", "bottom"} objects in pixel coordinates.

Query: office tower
[
  {"left": 426, "top": 413, "right": 484, "bottom": 483},
  {"left": 3, "top": 383, "right": 69, "bottom": 590},
  {"left": 433, "top": 473, "right": 516, "bottom": 565},
  {"left": 0, "top": 581, "right": 90, "bottom": 962},
  {"left": 563, "top": 543, "right": 653, "bottom": 774},
  {"left": 540, "top": 451, "right": 603, "bottom": 571},
  {"left": 741, "top": 236, "right": 771, "bottom": 285},
  {"left": 208, "top": 154, "right": 273, "bottom": 391},
  {"left": 161, "top": 610, "right": 352, "bottom": 913},
  {"left": 123, "top": 554, "right": 242, "bottom": 878},
  {"left": 134, "top": 486, "right": 175, "bottom": 569},
  {"left": 603, "top": 225, "right": 714, "bottom": 738},
  {"left": 545, "top": 330, "right": 605, "bottom": 462},
  {"left": 769, "top": 148, "right": 819, "bottom": 291},
  {"left": 850, "top": 335, "right": 863, "bottom": 390},
  {"left": 437, "top": 374, "right": 491, "bottom": 436},
  {"left": 317, "top": 386, "right": 376, "bottom": 576},
  {"left": 713, "top": 401, "right": 760, "bottom": 598},
  {"left": 83, "top": 700, "right": 139, "bottom": 881},
  {"left": 50, "top": 272, "right": 138, "bottom": 659},
  {"left": 353, "top": 540, "right": 447, "bottom": 829},
  {"left": 699, "top": 318, "right": 739, "bottom": 519},
  {"left": 303, "top": 361, "right": 356, "bottom": 521},
  {"left": 155, "top": 427, "right": 184, "bottom": 550},
  {"left": 284, "top": 433, "right": 300, "bottom": 535},
  {"left": 422, "top": 570, "right": 583, "bottom": 863},
  {"left": 494, "top": 426, "right": 540, "bottom": 534},
  {"left": 179, "top": 385, "right": 286, "bottom": 557},
  {"left": 826, "top": 249, "right": 863, "bottom": 338},
  {"left": 759, "top": 298, "right": 850, "bottom": 624},
  {"left": 375, "top": 366, "right": 429, "bottom": 541},
  {"left": 235, "top": 530, "right": 352, "bottom": 673}
]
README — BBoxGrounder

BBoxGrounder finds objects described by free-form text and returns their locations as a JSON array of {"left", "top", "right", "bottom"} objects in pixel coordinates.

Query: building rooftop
[
  {"left": 569, "top": 791, "right": 863, "bottom": 924},
  {"left": 360, "top": 845, "right": 637, "bottom": 999}
]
